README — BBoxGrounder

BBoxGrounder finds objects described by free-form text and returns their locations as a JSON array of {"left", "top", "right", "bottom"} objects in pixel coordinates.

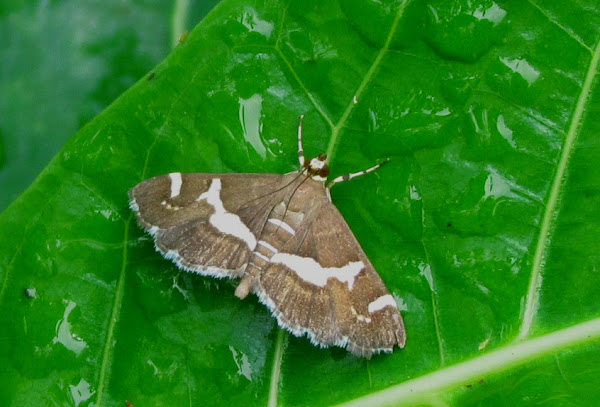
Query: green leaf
[{"left": 1, "top": 0, "right": 600, "bottom": 406}]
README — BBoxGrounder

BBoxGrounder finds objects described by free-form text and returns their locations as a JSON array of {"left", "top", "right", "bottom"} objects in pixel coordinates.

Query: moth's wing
[
  {"left": 256, "top": 201, "right": 406, "bottom": 357},
  {"left": 129, "top": 172, "right": 284, "bottom": 278}
]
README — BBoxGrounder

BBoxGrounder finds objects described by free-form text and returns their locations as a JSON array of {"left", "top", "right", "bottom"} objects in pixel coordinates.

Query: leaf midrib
[{"left": 265, "top": 2, "right": 410, "bottom": 405}]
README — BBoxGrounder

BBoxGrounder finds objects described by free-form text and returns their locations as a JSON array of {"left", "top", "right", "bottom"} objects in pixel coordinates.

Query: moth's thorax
[{"left": 304, "top": 153, "right": 330, "bottom": 182}]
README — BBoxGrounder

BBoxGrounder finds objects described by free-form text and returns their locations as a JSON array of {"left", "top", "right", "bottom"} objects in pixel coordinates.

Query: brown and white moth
[{"left": 129, "top": 116, "right": 406, "bottom": 357}]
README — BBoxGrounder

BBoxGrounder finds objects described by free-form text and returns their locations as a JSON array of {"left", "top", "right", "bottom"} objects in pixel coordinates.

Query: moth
[{"left": 129, "top": 116, "right": 406, "bottom": 357}]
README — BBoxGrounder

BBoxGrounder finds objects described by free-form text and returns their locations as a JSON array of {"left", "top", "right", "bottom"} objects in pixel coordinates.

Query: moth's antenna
[
  {"left": 297, "top": 115, "right": 305, "bottom": 167},
  {"left": 328, "top": 158, "right": 390, "bottom": 188}
]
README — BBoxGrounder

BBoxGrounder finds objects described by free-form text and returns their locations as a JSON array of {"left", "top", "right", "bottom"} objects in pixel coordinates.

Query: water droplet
[
  {"left": 425, "top": 2, "right": 508, "bottom": 62},
  {"left": 69, "top": 378, "right": 95, "bottom": 406},
  {"left": 239, "top": 7, "right": 274, "bottom": 39},
  {"left": 499, "top": 57, "right": 540, "bottom": 86},
  {"left": 229, "top": 345, "right": 254, "bottom": 380},
  {"left": 238, "top": 94, "right": 266, "bottom": 157},
  {"left": 53, "top": 299, "right": 87, "bottom": 355}
]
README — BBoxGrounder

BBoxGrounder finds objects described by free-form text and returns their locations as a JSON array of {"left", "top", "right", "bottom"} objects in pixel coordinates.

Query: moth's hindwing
[
  {"left": 129, "top": 172, "right": 285, "bottom": 278},
  {"left": 252, "top": 187, "right": 406, "bottom": 357}
]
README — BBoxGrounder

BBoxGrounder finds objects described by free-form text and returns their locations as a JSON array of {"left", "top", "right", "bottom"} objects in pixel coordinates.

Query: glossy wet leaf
[{"left": 1, "top": 0, "right": 599, "bottom": 406}]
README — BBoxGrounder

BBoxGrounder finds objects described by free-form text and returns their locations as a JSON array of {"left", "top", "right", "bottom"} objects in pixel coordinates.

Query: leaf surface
[{"left": 1, "top": 0, "right": 599, "bottom": 406}]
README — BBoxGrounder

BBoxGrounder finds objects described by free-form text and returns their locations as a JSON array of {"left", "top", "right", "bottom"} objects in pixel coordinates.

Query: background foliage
[
  {"left": 0, "top": 0, "right": 218, "bottom": 211},
  {"left": 1, "top": 0, "right": 599, "bottom": 406}
]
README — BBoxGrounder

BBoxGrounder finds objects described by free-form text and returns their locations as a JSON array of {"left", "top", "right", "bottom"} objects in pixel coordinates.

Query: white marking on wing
[
  {"left": 254, "top": 289, "right": 397, "bottom": 356},
  {"left": 160, "top": 200, "right": 180, "bottom": 210},
  {"left": 148, "top": 225, "right": 159, "bottom": 236},
  {"left": 267, "top": 218, "right": 295, "bottom": 235},
  {"left": 368, "top": 294, "right": 397, "bottom": 313},
  {"left": 254, "top": 252, "right": 270, "bottom": 262},
  {"left": 270, "top": 253, "right": 364, "bottom": 289},
  {"left": 351, "top": 306, "right": 372, "bottom": 323},
  {"left": 258, "top": 240, "right": 278, "bottom": 253},
  {"left": 197, "top": 179, "right": 257, "bottom": 250},
  {"left": 169, "top": 172, "right": 183, "bottom": 198}
]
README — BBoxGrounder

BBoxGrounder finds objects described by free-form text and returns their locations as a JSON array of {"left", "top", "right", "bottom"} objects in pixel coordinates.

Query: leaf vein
[
  {"left": 336, "top": 318, "right": 600, "bottom": 407},
  {"left": 0, "top": 186, "right": 64, "bottom": 304},
  {"left": 268, "top": 329, "right": 287, "bottom": 407},
  {"left": 95, "top": 215, "right": 131, "bottom": 405},
  {"left": 275, "top": 46, "right": 335, "bottom": 130},
  {"left": 527, "top": 0, "right": 592, "bottom": 52},
  {"left": 518, "top": 40, "right": 600, "bottom": 340},
  {"left": 326, "top": 0, "right": 410, "bottom": 160}
]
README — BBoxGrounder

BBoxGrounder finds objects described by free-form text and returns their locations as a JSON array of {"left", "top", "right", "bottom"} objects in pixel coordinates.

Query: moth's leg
[
  {"left": 235, "top": 275, "right": 254, "bottom": 299},
  {"left": 327, "top": 158, "right": 390, "bottom": 188},
  {"left": 298, "top": 115, "right": 305, "bottom": 167}
]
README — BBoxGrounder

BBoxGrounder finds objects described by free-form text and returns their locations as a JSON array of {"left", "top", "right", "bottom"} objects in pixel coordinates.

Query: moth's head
[{"left": 305, "top": 153, "right": 330, "bottom": 181}]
